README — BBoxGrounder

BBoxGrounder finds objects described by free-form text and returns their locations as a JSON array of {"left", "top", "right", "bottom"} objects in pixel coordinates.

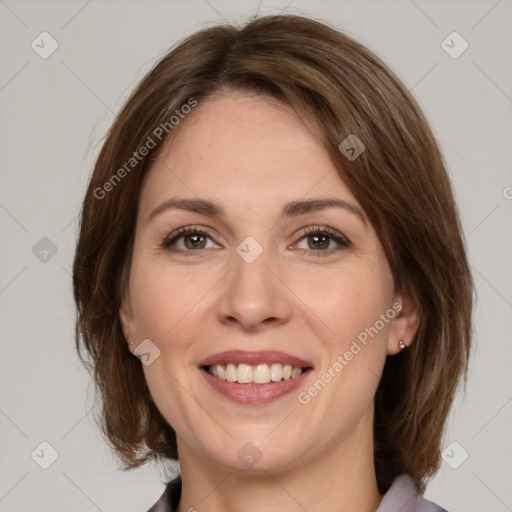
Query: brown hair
[{"left": 73, "top": 14, "right": 473, "bottom": 494}]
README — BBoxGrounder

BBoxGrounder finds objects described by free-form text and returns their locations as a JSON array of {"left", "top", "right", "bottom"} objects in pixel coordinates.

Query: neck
[{"left": 176, "top": 411, "right": 383, "bottom": 512}]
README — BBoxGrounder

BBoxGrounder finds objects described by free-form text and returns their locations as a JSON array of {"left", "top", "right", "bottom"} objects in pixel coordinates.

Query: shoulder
[
  {"left": 146, "top": 476, "right": 182, "bottom": 512},
  {"left": 377, "top": 474, "right": 448, "bottom": 512}
]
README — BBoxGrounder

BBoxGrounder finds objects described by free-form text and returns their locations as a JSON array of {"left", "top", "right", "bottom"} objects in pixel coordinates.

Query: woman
[{"left": 73, "top": 14, "right": 473, "bottom": 512}]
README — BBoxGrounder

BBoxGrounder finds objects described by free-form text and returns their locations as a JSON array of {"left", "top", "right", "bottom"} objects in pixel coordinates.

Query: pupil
[
  {"left": 310, "top": 234, "right": 329, "bottom": 250},
  {"left": 186, "top": 234, "right": 205, "bottom": 249}
]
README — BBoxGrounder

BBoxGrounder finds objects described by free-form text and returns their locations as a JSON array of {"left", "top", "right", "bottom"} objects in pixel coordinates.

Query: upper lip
[{"left": 199, "top": 350, "right": 313, "bottom": 369}]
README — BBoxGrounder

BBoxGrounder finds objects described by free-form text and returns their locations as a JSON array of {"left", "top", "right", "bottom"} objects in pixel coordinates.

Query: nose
[{"left": 216, "top": 246, "right": 293, "bottom": 332}]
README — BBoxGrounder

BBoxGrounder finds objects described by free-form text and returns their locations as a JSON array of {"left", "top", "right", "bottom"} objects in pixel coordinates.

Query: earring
[{"left": 398, "top": 340, "right": 407, "bottom": 351}]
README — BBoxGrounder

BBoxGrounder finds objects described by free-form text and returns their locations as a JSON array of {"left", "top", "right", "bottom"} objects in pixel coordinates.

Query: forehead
[{"left": 139, "top": 92, "right": 359, "bottom": 216}]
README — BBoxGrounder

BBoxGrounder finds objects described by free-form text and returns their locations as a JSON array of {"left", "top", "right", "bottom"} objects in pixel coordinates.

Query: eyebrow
[{"left": 147, "top": 197, "right": 367, "bottom": 227}]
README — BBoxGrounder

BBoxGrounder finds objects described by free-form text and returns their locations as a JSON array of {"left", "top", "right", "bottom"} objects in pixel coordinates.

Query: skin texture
[{"left": 120, "top": 91, "right": 420, "bottom": 512}]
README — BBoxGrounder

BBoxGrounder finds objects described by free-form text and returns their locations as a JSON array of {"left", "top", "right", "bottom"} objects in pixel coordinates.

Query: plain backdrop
[{"left": 1, "top": 0, "right": 511, "bottom": 511}]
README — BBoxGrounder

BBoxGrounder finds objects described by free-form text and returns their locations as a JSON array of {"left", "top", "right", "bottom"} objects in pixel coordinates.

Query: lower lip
[{"left": 201, "top": 368, "right": 311, "bottom": 405}]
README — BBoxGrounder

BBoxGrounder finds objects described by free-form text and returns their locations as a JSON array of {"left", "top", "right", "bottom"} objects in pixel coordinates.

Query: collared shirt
[{"left": 147, "top": 473, "right": 448, "bottom": 512}]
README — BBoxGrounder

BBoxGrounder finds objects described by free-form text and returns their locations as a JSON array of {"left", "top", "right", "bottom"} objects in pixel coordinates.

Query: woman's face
[{"left": 120, "top": 91, "right": 417, "bottom": 474}]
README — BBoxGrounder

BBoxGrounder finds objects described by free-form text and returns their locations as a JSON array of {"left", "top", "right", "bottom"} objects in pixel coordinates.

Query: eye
[
  {"left": 161, "top": 225, "right": 351, "bottom": 257},
  {"left": 161, "top": 226, "right": 220, "bottom": 253},
  {"left": 293, "top": 226, "right": 351, "bottom": 257}
]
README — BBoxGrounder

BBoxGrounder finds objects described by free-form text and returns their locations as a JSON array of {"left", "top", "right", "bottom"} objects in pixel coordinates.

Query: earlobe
[
  {"left": 387, "top": 288, "right": 420, "bottom": 355},
  {"left": 119, "top": 298, "right": 136, "bottom": 348}
]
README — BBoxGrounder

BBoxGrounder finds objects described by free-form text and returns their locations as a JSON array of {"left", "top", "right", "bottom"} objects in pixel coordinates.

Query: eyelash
[{"left": 161, "top": 225, "right": 351, "bottom": 258}]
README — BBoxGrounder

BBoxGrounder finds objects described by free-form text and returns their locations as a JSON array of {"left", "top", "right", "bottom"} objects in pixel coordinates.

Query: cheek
[
  {"left": 130, "top": 260, "right": 208, "bottom": 432},
  {"left": 296, "top": 263, "right": 393, "bottom": 347},
  {"left": 297, "top": 267, "right": 393, "bottom": 419},
  {"left": 129, "top": 254, "right": 215, "bottom": 341}
]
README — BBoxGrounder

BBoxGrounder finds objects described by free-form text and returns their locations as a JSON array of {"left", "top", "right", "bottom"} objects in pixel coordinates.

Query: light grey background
[{"left": 1, "top": 0, "right": 511, "bottom": 511}]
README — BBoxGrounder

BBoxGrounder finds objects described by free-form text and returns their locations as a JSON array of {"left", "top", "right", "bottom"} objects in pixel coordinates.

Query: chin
[{"left": 199, "top": 430, "right": 308, "bottom": 475}]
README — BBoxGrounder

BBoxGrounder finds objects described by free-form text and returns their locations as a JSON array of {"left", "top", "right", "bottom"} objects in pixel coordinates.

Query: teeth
[
  {"left": 225, "top": 363, "right": 237, "bottom": 382},
  {"left": 237, "top": 364, "right": 252, "bottom": 384},
  {"left": 253, "top": 364, "right": 271, "bottom": 384},
  {"left": 291, "top": 367, "right": 302, "bottom": 378},
  {"left": 270, "top": 363, "right": 282, "bottom": 382},
  {"left": 208, "top": 363, "right": 305, "bottom": 384}
]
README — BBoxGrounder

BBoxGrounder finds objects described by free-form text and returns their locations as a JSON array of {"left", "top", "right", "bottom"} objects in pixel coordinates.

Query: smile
[
  {"left": 206, "top": 363, "right": 305, "bottom": 384},
  {"left": 199, "top": 350, "right": 313, "bottom": 404}
]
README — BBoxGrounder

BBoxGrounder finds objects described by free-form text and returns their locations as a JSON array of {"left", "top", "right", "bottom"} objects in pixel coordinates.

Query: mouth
[
  {"left": 204, "top": 363, "right": 307, "bottom": 384},
  {"left": 198, "top": 350, "right": 313, "bottom": 404}
]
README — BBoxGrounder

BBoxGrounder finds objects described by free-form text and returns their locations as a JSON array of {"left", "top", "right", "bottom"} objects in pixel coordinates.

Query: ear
[
  {"left": 119, "top": 293, "right": 136, "bottom": 351},
  {"left": 386, "top": 286, "right": 420, "bottom": 355}
]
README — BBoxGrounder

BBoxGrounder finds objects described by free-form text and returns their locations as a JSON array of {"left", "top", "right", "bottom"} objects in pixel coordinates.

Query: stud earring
[{"left": 398, "top": 340, "right": 407, "bottom": 351}]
